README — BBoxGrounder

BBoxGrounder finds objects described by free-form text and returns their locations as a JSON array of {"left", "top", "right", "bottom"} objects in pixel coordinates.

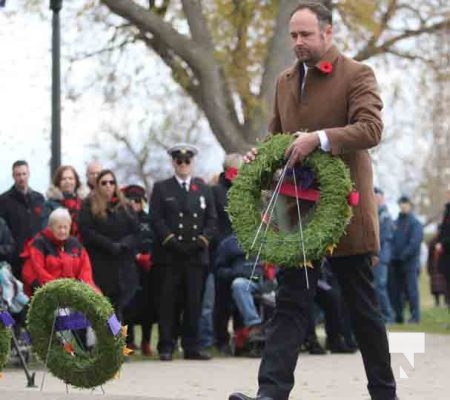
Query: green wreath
[
  {"left": 228, "top": 134, "right": 353, "bottom": 267},
  {"left": 0, "top": 316, "right": 12, "bottom": 372},
  {"left": 27, "top": 279, "right": 125, "bottom": 388}
]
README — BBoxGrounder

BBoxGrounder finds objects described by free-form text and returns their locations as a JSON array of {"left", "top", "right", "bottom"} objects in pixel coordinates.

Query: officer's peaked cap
[{"left": 167, "top": 143, "right": 199, "bottom": 158}]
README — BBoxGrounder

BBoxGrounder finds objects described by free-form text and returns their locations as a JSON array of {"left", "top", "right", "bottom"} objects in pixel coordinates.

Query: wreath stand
[
  {"left": 0, "top": 304, "right": 36, "bottom": 388},
  {"left": 38, "top": 307, "right": 106, "bottom": 394}
]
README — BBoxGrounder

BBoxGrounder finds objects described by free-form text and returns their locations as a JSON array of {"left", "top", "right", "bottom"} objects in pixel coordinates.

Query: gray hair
[
  {"left": 48, "top": 208, "right": 72, "bottom": 227},
  {"left": 223, "top": 153, "right": 243, "bottom": 170}
]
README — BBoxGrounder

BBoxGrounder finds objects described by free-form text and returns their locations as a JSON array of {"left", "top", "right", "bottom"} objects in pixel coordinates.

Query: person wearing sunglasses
[
  {"left": 150, "top": 143, "right": 217, "bottom": 361},
  {"left": 78, "top": 170, "right": 139, "bottom": 321}
]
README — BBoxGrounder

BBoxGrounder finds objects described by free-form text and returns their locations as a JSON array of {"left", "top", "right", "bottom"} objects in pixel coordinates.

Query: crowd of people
[
  {"left": 1, "top": 150, "right": 449, "bottom": 365},
  {"left": 0, "top": 149, "right": 273, "bottom": 361}
]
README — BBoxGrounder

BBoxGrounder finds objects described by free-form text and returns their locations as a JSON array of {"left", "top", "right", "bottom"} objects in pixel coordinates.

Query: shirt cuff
[{"left": 317, "top": 130, "right": 330, "bottom": 152}]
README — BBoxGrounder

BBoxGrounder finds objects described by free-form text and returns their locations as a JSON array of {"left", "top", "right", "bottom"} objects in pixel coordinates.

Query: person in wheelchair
[
  {"left": 215, "top": 233, "right": 276, "bottom": 348},
  {"left": 21, "top": 208, "right": 98, "bottom": 296}
]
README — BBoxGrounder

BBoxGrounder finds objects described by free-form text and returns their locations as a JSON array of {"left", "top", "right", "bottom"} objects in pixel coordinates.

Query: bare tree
[
  {"left": 416, "top": 22, "right": 450, "bottom": 224},
  {"left": 98, "top": 0, "right": 448, "bottom": 152}
]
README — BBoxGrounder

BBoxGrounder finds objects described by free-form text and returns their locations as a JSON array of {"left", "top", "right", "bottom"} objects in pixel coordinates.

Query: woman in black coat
[{"left": 78, "top": 170, "right": 139, "bottom": 320}]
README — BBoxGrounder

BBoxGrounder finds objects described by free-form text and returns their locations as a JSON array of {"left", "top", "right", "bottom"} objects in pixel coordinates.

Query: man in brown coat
[{"left": 230, "top": 2, "right": 397, "bottom": 400}]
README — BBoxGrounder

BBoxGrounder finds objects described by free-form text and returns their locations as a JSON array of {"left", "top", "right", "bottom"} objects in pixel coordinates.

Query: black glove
[
  {"left": 165, "top": 236, "right": 184, "bottom": 253},
  {"left": 184, "top": 238, "right": 207, "bottom": 253},
  {"left": 195, "top": 236, "right": 208, "bottom": 251}
]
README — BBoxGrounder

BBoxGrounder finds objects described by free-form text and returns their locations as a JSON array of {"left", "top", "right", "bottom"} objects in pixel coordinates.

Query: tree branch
[
  {"left": 354, "top": 19, "right": 449, "bottom": 61},
  {"left": 180, "top": 0, "right": 214, "bottom": 49},
  {"left": 102, "top": 0, "right": 247, "bottom": 151}
]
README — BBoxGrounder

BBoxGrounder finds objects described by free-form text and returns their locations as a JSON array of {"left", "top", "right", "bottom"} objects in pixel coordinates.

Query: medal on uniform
[{"left": 199, "top": 195, "right": 206, "bottom": 209}]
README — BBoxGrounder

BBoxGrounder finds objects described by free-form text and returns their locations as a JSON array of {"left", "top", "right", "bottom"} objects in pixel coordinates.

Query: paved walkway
[{"left": 1, "top": 333, "right": 449, "bottom": 400}]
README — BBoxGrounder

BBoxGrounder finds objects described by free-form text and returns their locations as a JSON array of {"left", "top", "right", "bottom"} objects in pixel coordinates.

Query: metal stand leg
[
  {"left": 9, "top": 329, "right": 36, "bottom": 388},
  {"left": 40, "top": 310, "right": 58, "bottom": 391}
]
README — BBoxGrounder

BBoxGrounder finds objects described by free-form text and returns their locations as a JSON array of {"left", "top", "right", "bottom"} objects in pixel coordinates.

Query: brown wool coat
[{"left": 269, "top": 45, "right": 382, "bottom": 257}]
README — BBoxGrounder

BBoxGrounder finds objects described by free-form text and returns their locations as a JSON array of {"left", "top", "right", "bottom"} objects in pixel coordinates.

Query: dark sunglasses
[
  {"left": 131, "top": 198, "right": 142, "bottom": 204},
  {"left": 100, "top": 179, "right": 116, "bottom": 186},
  {"left": 175, "top": 158, "right": 191, "bottom": 165}
]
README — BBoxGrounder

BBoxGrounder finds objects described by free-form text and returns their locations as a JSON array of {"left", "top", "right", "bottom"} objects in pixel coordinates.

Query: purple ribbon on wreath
[
  {"left": 285, "top": 166, "right": 315, "bottom": 189},
  {"left": 0, "top": 310, "right": 15, "bottom": 327},
  {"left": 107, "top": 314, "right": 121, "bottom": 336},
  {"left": 55, "top": 312, "right": 92, "bottom": 332}
]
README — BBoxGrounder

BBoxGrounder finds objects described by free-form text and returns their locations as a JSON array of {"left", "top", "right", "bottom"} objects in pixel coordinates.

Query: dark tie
[
  {"left": 298, "top": 63, "right": 306, "bottom": 99},
  {"left": 181, "top": 182, "right": 188, "bottom": 192}
]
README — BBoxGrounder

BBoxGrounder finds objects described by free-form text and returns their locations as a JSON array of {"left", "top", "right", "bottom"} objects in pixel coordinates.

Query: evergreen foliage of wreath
[
  {"left": 0, "top": 320, "right": 12, "bottom": 372},
  {"left": 27, "top": 279, "right": 125, "bottom": 388},
  {"left": 228, "top": 134, "right": 353, "bottom": 267}
]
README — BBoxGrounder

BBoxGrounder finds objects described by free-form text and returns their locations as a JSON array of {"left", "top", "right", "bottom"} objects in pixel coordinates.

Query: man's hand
[
  {"left": 243, "top": 147, "right": 258, "bottom": 163},
  {"left": 285, "top": 132, "right": 320, "bottom": 167}
]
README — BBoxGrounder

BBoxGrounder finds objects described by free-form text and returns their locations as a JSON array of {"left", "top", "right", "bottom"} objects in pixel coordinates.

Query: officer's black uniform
[{"left": 151, "top": 172, "right": 217, "bottom": 358}]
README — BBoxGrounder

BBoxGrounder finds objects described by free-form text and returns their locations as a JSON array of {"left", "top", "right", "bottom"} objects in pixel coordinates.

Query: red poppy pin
[
  {"left": 191, "top": 184, "right": 198, "bottom": 192},
  {"left": 34, "top": 206, "right": 42, "bottom": 215},
  {"left": 225, "top": 167, "right": 238, "bottom": 182},
  {"left": 318, "top": 61, "right": 333, "bottom": 75},
  {"left": 347, "top": 191, "right": 360, "bottom": 207}
]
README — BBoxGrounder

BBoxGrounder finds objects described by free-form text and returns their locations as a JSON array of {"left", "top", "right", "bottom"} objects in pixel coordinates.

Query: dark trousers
[
  {"left": 214, "top": 278, "right": 233, "bottom": 347},
  {"left": 389, "top": 260, "right": 420, "bottom": 323},
  {"left": 157, "top": 264, "right": 204, "bottom": 354},
  {"left": 125, "top": 268, "right": 158, "bottom": 345},
  {"left": 313, "top": 281, "right": 346, "bottom": 345},
  {"left": 258, "top": 254, "right": 396, "bottom": 400}
]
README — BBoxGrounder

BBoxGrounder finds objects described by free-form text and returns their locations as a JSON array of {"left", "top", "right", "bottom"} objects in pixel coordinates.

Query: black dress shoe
[
  {"left": 304, "top": 339, "right": 326, "bottom": 355},
  {"left": 228, "top": 394, "right": 254, "bottom": 400},
  {"left": 228, "top": 393, "right": 274, "bottom": 400},
  {"left": 184, "top": 350, "right": 211, "bottom": 360},
  {"left": 326, "top": 338, "right": 358, "bottom": 354},
  {"left": 159, "top": 352, "right": 173, "bottom": 361}
]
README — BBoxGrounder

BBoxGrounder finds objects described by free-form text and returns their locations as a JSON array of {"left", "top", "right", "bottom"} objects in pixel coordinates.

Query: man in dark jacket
[
  {"left": 150, "top": 143, "right": 217, "bottom": 361},
  {"left": 389, "top": 196, "right": 423, "bottom": 323},
  {"left": 0, "top": 160, "right": 45, "bottom": 278},
  {"left": 373, "top": 187, "right": 394, "bottom": 323}
]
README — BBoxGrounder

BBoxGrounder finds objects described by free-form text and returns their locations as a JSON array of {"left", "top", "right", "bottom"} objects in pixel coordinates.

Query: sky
[{"left": 0, "top": 2, "right": 432, "bottom": 218}]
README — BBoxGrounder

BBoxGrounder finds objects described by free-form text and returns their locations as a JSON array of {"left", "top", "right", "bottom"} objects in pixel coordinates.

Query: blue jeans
[
  {"left": 373, "top": 263, "right": 394, "bottom": 323},
  {"left": 231, "top": 277, "right": 262, "bottom": 327},
  {"left": 198, "top": 273, "right": 215, "bottom": 349}
]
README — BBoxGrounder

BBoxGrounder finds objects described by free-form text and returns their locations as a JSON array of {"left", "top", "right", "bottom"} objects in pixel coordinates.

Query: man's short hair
[
  {"left": 12, "top": 160, "right": 28, "bottom": 170},
  {"left": 290, "top": 1, "right": 333, "bottom": 29},
  {"left": 398, "top": 195, "right": 412, "bottom": 205}
]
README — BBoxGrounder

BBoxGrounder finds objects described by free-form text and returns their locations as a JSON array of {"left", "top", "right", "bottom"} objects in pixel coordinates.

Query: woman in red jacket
[{"left": 22, "top": 208, "right": 98, "bottom": 296}]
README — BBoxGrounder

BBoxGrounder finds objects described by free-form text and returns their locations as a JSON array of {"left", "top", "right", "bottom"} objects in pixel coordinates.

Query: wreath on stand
[
  {"left": 0, "top": 311, "right": 13, "bottom": 372},
  {"left": 228, "top": 134, "right": 355, "bottom": 267},
  {"left": 27, "top": 279, "right": 127, "bottom": 388}
]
